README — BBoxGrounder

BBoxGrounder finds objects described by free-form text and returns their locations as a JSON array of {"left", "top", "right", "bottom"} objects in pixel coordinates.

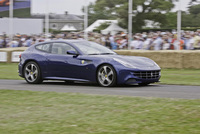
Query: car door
[{"left": 45, "top": 42, "right": 87, "bottom": 79}]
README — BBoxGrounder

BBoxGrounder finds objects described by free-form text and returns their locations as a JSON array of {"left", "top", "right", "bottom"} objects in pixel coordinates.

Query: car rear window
[{"left": 35, "top": 43, "right": 51, "bottom": 53}]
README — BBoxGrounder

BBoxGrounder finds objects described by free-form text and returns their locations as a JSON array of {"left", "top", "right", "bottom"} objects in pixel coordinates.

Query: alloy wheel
[
  {"left": 24, "top": 62, "right": 43, "bottom": 84},
  {"left": 97, "top": 65, "right": 116, "bottom": 87}
]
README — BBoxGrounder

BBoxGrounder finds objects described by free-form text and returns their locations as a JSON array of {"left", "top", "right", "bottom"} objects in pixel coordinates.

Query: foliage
[
  {"left": 87, "top": 0, "right": 200, "bottom": 31},
  {"left": 181, "top": 12, "right": 200, "bottom": 27},
  {"left": 189, "top": 4, "right": 200, "bottom": 15},
  {"left": 0, "top": 8, "right": 31, "bottom": 18},
  {"left": 189, "top": 0, "right": 200, "bottom": 5},
  {"left": 87, "top": 0, "right": 176, "bottom": 32},
  {"left": 162, "top": 3, "right": 200, "bottom": 29},
  {"left": 141, "top": 27, "right": 200, "bottom": 32},
  {"left": 161, "top": 12, "right": 177, "bottom": 28}
]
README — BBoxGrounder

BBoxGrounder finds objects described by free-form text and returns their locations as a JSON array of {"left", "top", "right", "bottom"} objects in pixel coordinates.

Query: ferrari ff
[{"left": 18, "top": 40, "right": 161, "bottom": 87}]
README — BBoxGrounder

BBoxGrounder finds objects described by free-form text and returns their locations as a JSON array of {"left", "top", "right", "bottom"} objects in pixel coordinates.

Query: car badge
[
  {"left": 81, "top": 60, "right": 85, "bottom": 64},
  {"left": 151, "top": 72, "right": 154, "bottom": 77}
]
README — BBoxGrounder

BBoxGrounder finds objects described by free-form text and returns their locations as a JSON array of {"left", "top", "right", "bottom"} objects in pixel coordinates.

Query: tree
[
  {"left": 163, "top": 10, "right": 200, "bottom": 28},
  {"left": 186, "top": 3, "right": 200, "bottom": 27},
  {"left": 189, "top": 4, "right": 200, "bottom": 15},
  {"left": 162, "top": 12, "right": 177, "bottom": 28},
  {"left": 189, "top": 0, "right": 200, "bottom": 5},
  {"left": 86, "top": 0, "right": 176, "bottom": 32}
]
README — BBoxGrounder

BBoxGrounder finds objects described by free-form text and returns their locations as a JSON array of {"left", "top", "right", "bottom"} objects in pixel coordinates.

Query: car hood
[{"left": 92, "top": 55, "right": 160, "bottom": 69}]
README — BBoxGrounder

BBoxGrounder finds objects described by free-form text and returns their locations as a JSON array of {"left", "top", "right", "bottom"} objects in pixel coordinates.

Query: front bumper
[{"left": 117, "top": 69, "right": 161, "bottom": 85}]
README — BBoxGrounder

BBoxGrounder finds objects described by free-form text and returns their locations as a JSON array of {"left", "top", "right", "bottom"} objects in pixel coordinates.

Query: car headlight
[{"left": 113, "top": 58, "right": 137, "bottom": 68}]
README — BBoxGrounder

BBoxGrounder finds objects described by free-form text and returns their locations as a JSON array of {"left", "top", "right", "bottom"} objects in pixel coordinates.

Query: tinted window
[
  {"left": 36, "top": 43, "right": 51, "bottom": 53},
  {"left": 51, "top": 43, "right": 76, "bottom": 55},
  {"left": 73, "top": 41, "right": 116, "bottom": 55}
]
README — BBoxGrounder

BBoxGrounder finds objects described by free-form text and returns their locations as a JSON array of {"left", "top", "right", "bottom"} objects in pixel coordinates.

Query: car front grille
[{"left": 133, "top": 70, "right": 160, "bottom": 79}]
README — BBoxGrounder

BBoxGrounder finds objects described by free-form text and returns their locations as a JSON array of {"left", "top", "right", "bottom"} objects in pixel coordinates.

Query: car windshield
[{"left": 72, "top": 41, "right": 116, "bottom": 55}]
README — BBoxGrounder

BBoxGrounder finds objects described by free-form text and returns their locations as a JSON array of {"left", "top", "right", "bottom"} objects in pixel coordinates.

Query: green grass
[
  {"left": 0, "top": 8, "right": 31, "bottom": 18},
  {"left": 0, "top": 90, "right": 199, "bottom": 134},
  {"left": 161, "top": 69, "right": 200, "bottom": 86},
  {"left": 0, "top": 63, "right": 200, "bottom": 85},
  {"left": 0, "top": 63, "right": 22, "bottom": 80}
]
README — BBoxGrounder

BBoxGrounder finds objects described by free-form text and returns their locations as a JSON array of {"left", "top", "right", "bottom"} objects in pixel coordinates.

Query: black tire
[
  {"left": 23, "top": 61, "right": 43, "bottom": 84},
  {"left": 97, "top": 64, "right": 117, "bottom": 87}
]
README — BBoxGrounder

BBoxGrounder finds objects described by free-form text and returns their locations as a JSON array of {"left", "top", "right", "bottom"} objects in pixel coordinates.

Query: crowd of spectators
[{"left": 0, "top": 30, "right": 200, "bottom": 50}]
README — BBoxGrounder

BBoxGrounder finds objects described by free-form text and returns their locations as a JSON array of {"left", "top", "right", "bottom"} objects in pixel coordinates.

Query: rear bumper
[{"left": 18, "top": 63, "right": 24, "bottom": 78}]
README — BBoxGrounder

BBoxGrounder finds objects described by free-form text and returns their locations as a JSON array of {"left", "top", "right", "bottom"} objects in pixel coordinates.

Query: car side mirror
[{"left": 67, "top": 50, "right": 79, "bottom": 56}]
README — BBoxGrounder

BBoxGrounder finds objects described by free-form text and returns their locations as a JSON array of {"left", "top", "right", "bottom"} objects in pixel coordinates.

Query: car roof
[
  {"left": 47, "top": 39, "right": 87, "bottom": 43},
  {"left": 34, "top": 39, "right": 86, "bottom": 45},
  {"left": 31, "top": 39, "right": 88, "bottom": 48}
]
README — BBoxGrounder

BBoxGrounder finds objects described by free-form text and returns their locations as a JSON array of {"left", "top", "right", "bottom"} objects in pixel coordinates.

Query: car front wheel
[
  {"left": 24, "top": 61, "right": 43, "bottom": 84},
  {"left": 97, "top": 65, "right": 117, "bottom": 87}
]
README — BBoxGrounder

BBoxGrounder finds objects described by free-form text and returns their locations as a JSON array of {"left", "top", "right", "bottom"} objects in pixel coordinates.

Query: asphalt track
[{"left": 0, "top": 79, "right": 200, "bottom": 99}]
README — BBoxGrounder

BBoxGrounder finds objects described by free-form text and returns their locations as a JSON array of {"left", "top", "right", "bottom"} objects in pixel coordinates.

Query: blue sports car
[{"left": 18, "top": 40, "right": 161, "bottom": 87}]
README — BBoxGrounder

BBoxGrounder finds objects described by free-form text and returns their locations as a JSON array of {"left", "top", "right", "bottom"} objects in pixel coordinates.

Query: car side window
[
  {"left": 51, "top": 43, "right": 76, "bottom": 55},
  {"left": 35, "top": 43, "right": 51, "bottom": 53}
]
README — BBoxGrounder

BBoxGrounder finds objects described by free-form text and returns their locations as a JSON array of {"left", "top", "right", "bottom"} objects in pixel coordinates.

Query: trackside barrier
[
  {"left": 114, "top": 50, "right": 200, "bottom": 69},
  {"left": 0, "top": 47, "right": 27, "bottom": 63},
  {"left": 0, "top": 51, "right": 7, "bottom": 62},
  {"left": 0, "top": 48, "right": 200, "bottom": 69}
]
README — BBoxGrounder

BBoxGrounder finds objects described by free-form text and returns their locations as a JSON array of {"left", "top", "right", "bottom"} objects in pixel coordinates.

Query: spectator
[
  {"left": 105, "top": 35, "right": 111, "bottom": 49},
  {"left": 171, "top": 35, "right": 184, "bottom": 50},
  {"left": 162, "top": 35, "right": 170, "bottom": 50},
  {"left": 193, "top": 32, "right": 200, "bottom": 50},
  {"left": 25, "top": 36, "right": 32, "bottom": 47},
  {"left": 2, "top": 37, "right": 7, "bottom": 48},
  {"left": 152, "top": 34, "right": 163, "bottom": 50},
  {"left": 109, "top": 34, "right": 115, "bottom": 49},
  {"left": 130, "top": 36, "right": 139, "bottom": 49},
  {"left": 1, "top": 30, "right": 200, "bottom": 51},
  {"left": 118, "top": 34, "right": 127, "bottom": 49}
]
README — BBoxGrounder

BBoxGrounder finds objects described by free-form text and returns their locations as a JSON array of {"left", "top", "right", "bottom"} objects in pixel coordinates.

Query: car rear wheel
[
  {"left": 97, "top": 65, "right": 117, "bottom": 87},
  {"left": 24, "top": 61, "right": 43, "bottom": 84}
]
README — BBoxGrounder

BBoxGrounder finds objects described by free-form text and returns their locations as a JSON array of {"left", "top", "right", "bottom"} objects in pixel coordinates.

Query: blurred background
[{"left": 0, "top": 0, "right": 200, "bottom": 50}]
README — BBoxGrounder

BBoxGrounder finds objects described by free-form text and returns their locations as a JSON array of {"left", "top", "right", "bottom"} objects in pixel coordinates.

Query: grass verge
[
  {"left": 0, "top": 90, "right": 200, "bottom": 134},
  {"left": 0, "top": 63, "right": 22, "bottom": 80},
  {"left": 160, "top": 69, "right": 200, "bottom": 86},
  {"left": 0, "top": 63, "right": 200, "bottom": 85}
]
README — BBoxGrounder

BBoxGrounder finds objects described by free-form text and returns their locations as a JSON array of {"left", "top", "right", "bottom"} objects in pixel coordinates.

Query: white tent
[
  {"left": 101, "top": 23, "right": 127, "bottom": 35},
  {"left": 61, "top": 24, "right": 77, "bottom": 31},
  {"left": 84, "top": 20, "right": 118, "bottom": 32}
]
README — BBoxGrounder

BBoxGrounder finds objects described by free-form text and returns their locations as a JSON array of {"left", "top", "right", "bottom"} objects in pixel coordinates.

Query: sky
[
  {"left": 172, "top": 0, "right": 191, "bottom": 12},
  {"left": 31, "top": 0, "right": 192, "bottom": 15},
  {"left": 31, "top": 0, "right": 96, "bottom": 15}
]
